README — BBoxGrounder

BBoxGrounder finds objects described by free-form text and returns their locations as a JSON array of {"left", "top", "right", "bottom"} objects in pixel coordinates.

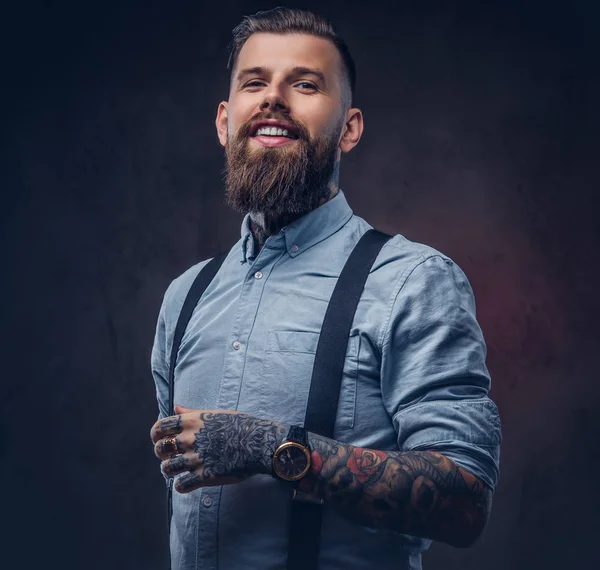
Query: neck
[{"left": 250, "top": 165, "right": 340, "bottom": 251}]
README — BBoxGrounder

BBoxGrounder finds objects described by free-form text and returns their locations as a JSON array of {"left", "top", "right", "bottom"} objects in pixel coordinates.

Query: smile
[
  {"left": 250, "top": 134, "right": 298, "bottom": 148},
  {"left": 248, "top": 120, "right": 300, "bottom": 148}
]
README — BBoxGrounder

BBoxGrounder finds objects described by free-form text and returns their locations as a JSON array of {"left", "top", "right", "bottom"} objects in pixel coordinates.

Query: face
[{"left": 216, "top": 32, "right": 363, "bottom": 219}]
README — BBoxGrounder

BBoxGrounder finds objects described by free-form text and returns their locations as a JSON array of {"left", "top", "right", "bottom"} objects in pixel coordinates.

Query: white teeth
[{"left": 256, "top": 126, "right": 291, "bottom": 137}]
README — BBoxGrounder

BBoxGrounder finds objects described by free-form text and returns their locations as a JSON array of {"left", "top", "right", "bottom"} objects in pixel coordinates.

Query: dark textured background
[{"left": 1, "top": 0, "right": 599, "bottom": 568}]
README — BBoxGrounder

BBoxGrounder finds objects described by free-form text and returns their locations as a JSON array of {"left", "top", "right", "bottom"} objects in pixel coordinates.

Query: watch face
[{"left": 275, "top": 443, "right": 309, "bottom": 480}]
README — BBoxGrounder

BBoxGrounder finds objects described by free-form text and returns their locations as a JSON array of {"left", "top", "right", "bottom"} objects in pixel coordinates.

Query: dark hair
[{"left": 227, "top": 7, "right": 356, "bottom": 108}]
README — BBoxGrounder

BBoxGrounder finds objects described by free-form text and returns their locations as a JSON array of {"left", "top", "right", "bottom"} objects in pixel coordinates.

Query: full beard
[{"left": 224, "top": 113, "right": 341, "bottom": 222}]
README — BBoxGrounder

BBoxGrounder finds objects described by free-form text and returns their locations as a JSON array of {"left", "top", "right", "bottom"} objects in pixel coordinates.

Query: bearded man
[{"left": 150, "top": 7, "right": 501, "bottom": 570}]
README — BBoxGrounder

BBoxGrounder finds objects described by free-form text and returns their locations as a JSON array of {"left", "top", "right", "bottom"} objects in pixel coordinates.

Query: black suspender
[
  {"left": 166, "top": 252, "right": 228, "bottom": 570},
  {"left": 288, "top": 229, "right": 392, "bottom": 569},
  {"left": 166, "top": 229, "right": 392, "bottom": 569}
]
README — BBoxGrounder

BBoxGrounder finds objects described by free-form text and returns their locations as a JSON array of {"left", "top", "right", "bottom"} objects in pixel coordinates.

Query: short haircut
[{"left": 227, "top": 7, "right": 356, "bottom": 109}]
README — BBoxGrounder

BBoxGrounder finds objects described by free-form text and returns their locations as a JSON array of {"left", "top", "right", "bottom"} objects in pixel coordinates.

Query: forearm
[
  {"left": 296, "top": 433, "right": 492, "bottom": 548},
  {"left": 155, "top": 411, "right": 491, "bottom": 547}
]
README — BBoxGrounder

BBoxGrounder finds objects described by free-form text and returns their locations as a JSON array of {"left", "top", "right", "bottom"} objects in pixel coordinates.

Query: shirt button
[
  {"left": 202, "top": 495, "right": 212, "bottom": 508},
  {"left": 291, "top": 244, "right": 299, "bottom": 253},
  {"left": 232, "top": 341, "right": 241, "bottom": 350},
  {"left": 254, "top": 271, "right": 263, "bottom": 280}
]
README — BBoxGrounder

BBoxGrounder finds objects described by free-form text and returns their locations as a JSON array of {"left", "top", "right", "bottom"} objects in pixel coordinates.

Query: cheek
[
  {"left": 305, "top": 108, "right": 343, "bottom": 140},
  {"left": 228, "top": 98, "right": 260, "bottom": 130}
]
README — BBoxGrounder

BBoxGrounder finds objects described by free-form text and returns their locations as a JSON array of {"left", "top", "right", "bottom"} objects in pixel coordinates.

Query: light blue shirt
[{"left": 151, "top": 190, "right": 502, "bottom": 570}]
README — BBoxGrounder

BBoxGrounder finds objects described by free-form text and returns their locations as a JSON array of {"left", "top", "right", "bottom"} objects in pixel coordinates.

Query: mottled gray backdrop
[{"left": 1, "top": 0, "right": 599, "bottom": 568}]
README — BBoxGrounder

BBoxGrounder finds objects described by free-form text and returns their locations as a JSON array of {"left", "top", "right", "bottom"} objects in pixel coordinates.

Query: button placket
[{"left": 217, "top": 248, "right": 285, "bottom": 415}]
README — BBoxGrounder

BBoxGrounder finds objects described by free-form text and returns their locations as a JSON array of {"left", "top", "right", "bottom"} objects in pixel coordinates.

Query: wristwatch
[{"left": 272, "top": 425, "right": 311, "bottom": 481}]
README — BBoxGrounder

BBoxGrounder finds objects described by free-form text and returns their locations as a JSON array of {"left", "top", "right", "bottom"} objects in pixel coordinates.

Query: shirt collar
[{"left": 239, "top": 189, "right": 353, "bottom": 263}]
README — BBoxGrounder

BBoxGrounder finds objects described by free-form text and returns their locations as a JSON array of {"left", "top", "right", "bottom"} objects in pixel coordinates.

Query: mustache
[{"left": 236, "top": 111, "right": 310, "bottom": 141}]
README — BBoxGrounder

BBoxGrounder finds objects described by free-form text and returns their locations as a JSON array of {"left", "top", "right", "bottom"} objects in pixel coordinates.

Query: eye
[
  {"left": 243, "top": 80, "right": 265, "bottom": 88},
  {"left": 296, "top": 82, "right": 317, "bottom": 90}
]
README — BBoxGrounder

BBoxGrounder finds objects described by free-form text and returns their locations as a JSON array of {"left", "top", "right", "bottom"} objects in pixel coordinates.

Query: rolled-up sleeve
[{"left": 380, "top": 254, "right": 502, "bottom": 490}]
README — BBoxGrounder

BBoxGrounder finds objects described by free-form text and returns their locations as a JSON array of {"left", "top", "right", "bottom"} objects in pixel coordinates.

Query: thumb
[{"left": 174, "top": 404, "right": 195, "bottom": 415}]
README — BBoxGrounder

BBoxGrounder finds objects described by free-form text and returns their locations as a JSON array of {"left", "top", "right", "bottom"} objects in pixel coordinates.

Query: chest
[{"left": 173, "top": 248, "right": 394, "bottom": 444}]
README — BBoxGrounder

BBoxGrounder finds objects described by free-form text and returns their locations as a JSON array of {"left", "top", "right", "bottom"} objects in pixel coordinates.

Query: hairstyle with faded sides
[{"left": 227, "top": 6, "right": 356, "bottom": 110}]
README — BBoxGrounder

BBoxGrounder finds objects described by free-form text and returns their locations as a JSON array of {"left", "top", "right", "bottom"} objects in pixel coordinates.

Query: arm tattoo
[
  {"left": 300, "top": 433, "right": 492, "bottom": 548},
  {"left": 193, "top": 413, "right": 287, "bottom": 479}
]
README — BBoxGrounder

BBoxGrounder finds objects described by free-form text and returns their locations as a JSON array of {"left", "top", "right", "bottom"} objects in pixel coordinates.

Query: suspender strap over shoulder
[
  {"left": 168, "top": 253, "right": 229, "bottom": 417},
  {"left": 305, "top": 229, "right": 392, "bottom": 437},
  {"left": 287, "top": 228, "right": 392, "bottom": 570},
  {"left": 166, "top": 252, "right": 227, "bottom": 570}
]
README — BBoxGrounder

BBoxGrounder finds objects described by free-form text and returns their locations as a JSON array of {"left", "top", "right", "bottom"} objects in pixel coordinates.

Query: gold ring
[{"left": 163, "top": 436, "right": 179, "bottom": 456}]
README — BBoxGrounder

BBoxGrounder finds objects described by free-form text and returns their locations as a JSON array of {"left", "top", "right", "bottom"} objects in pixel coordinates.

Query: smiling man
[
  {"left": 220, "top": 25, "right": 359, "bottom": 241},
  {"left": 150, "top": 7, "right": 501, "bottom": 570}
]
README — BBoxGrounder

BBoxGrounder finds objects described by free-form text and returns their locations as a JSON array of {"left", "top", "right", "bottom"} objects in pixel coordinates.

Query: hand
[{"left": 150, "top": 405, "right": 287, "bottom": 493}]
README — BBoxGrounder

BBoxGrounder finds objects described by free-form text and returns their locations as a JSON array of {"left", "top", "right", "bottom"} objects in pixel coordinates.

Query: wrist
[{"left": 258, "top": 420, "right": 288, "bottom": 475}]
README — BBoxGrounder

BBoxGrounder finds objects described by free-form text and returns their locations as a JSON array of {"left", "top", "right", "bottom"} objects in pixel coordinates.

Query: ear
[
  {"left": 339, "top": 107, "right": 363, "bottom": 153},
  {"left": 215, "top": 101, "right": 229, "bottom": 147}
]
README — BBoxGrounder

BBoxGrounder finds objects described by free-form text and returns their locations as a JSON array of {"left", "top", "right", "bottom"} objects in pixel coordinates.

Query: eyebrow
[{"left": 236, "top": 66, "right": 327, "bottom": 85}]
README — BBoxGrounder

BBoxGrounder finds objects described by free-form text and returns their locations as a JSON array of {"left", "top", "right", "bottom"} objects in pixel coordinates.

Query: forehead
[{"left": 234, "top": 32, "right": 343, "bottom": 81}]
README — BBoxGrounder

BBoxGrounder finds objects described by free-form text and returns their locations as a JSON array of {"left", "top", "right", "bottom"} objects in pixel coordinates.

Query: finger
[
  {"left": 174, "top": 404, "right": 195, "bottom": 415},
  {"left": 174, "top": 470, "right": 205, "bottom": 493},
  {"left": 150, "top": 414, "right": 183, "bottom": 444},
  {"left": 174, "top": 470, "right": 246, "bottom": 493},
  {"left": 161, "top": 452, "right": 200, "bottom": 478},
  {"left": 154, "top": 434, "right": 185, "bottom": 460}
]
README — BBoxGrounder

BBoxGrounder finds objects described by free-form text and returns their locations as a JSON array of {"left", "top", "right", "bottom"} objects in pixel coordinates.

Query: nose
[{"left": 259, "top": 83, "right": 289, "bottom": 113}]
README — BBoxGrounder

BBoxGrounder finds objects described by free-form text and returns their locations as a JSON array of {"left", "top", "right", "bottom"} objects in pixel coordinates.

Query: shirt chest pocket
[{"left": 260, "top": 330, "right": 359, "bottom": 433}]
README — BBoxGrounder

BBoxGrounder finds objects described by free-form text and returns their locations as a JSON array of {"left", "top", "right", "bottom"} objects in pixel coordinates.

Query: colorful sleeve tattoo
[{"left": 296, "top": 432, "right": 492, "bottom": 548}]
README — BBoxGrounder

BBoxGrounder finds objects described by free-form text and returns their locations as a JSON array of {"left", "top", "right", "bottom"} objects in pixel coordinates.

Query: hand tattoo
[
  {"left": 193, "top": 413, "right": 287, "bottom": 479},
  {"left": 167, "top": 454, "right": 191, "bottom": 473}
]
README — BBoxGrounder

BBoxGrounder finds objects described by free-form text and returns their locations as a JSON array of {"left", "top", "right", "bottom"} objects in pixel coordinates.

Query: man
[{"left": 150, "top": 7, "right": 501, "bottom": 570}]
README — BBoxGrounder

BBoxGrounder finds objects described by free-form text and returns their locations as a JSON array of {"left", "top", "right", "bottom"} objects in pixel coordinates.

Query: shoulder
[
  {"left": 381, "top": 233, "right": 453, "bottom": 267},
  {"left": 160, "top": 257, "right": 220, "bottom": 324},
  {"left": 351, "top": 213, "right": 468, "bottom": 290},
  {"left": 382, "top": 234, "right": 471, "bottom": 290},
  {"left": 350, "top": 218, "right": 477, "bottom": 322},
  {"left": 352, "top": 214, "right": 455, "bottom": 269}
]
